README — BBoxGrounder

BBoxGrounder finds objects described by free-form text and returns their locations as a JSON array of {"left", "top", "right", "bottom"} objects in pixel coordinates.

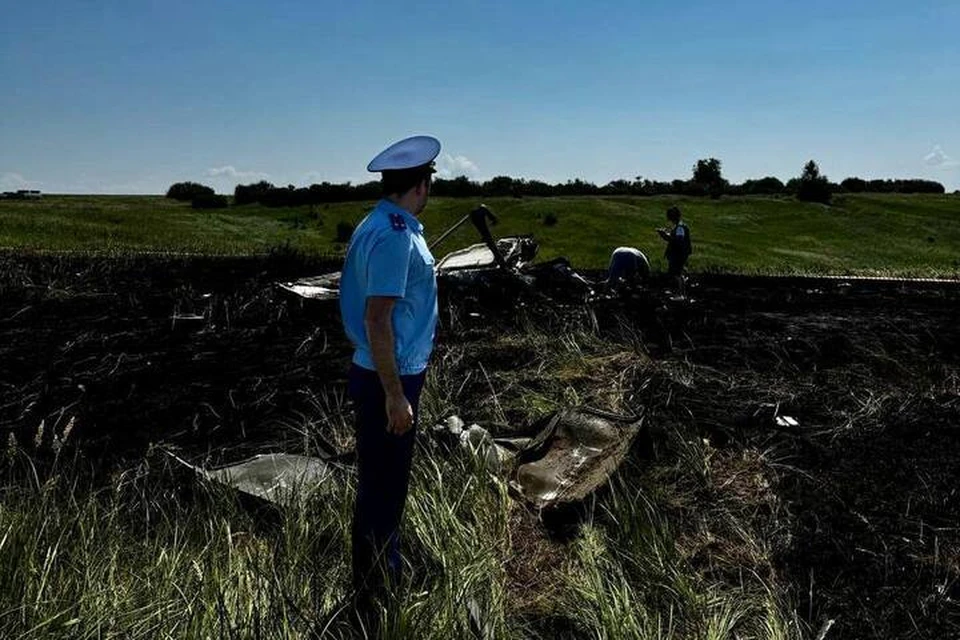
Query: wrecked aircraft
[
  {"left": 278, "top": 235, "right": 552, "bottom": 302},
  {"left": 278, "top": 204, "right": 602, "bottom": 304}
]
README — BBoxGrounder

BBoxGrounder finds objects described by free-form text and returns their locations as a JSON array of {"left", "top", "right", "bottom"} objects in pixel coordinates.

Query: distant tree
[
  {"left": 433, "top": 175, "right": 479, "bottom": 198},
  {"left": 601, "top": 179, "right": 635, "bottom": 196},
  {"left": 906, "top": 179, "right": 945, "bottom": 194},
  {"left": 307, "top": 182, "right": 355, "bottom": 204},
  {"left": 523, "top": 180, "right": 556, "bottom": 197},
  {"left": 166, "top": 182, "right": 215, "bottom": 201},
  {"left": 482, "top": 176, "right": 518, "bottom": 197},
  {"left": 555, "top": 178, "right": 600, "bottom": 196},
  {"left": 636, "top": 179, "right": 673, "bottom": 196},
  {"left": 260, "top": 185, "right": 297, "bottom": 207},
  {"left": 190, "top": 193, "right": 229, "bottom": 209},
  {"left": 741, "top": 176, "right": 785, "bottom": 195},
  {"left": 234, "top": 180, "right": 275, "bottom": 205},
  {"left": 856, "top": 178, "right": 945, "bottom": 194},
  {"left": 353, "top": 181, "right": 382, "bottom": 201},
  {"left": 218, "top": 169, "right": 945, "bottom": 204},
  {"left": 692, "top": 158, "right": 727, "bottom": 198},
  {"left": 796, "top": 160, "right": 832, "bottom": 204},
  {"left": 840, "top": 177, "right": 867, "bottom": 193},
  {"left": 725, "top": 182, "right": 745, "bottom": 196},
  {"left": 670, "top": 179, "right": 691, "bottom": 196}
]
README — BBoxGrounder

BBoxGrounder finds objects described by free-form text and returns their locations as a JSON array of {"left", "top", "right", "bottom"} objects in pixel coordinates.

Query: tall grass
[
  {"left": 0, "top": 442, "right": 804, "bottom": 639},
  {"left": 564, "top": 475, "right": 804, "bottom": 639},
  {"left": 0, "top": 449, "right": 352, "bottom": 638}
]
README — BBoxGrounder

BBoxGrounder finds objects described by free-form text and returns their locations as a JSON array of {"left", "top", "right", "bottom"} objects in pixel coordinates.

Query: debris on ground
[
  {"left": 278, "top": 270, "right": 341, "bottom": 301},
  {"left": 432, "top": 415, "right": 517, "bottom": 475},
  {"left": 169, "top": 451, "right": 341, "bottom": 507},
  {"left": 433, "top": 409, "right": 643, "bottom": 509},
  {"left": 510, "top": 408, "right": 643, "bottom": 509}
]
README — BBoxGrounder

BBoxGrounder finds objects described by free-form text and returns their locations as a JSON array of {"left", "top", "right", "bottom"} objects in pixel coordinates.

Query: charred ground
[{"left": 1, "top": 254, "right": 958, "bottom": 638}]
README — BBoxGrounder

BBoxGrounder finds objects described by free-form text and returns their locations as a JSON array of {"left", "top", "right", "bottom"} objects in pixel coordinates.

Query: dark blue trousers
[
  {"left": 667, "top": 256, "right": 687, "bottom": 277},
  {"left": 348, "top": 363, "right": 426, "bottom": 599}
]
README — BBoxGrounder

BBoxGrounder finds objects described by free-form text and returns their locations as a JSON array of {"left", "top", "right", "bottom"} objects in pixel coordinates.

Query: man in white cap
[{"left": 339, "top": 135, "right": 441, "bottom": 611}]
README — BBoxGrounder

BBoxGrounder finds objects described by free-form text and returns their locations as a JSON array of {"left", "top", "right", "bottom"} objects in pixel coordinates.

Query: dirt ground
[{"left": 2, "top": 254, "right": 958, "bottom": 638}]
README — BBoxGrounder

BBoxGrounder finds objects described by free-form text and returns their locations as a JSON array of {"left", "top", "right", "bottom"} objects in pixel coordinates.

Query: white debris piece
[
  {"left": 445, "top": 415, "right": 465, "bottom": 437},
  {"left": 460, "top": 424, "right": 506, "bottom": 474},
  {"left": 171, "top": 452, "right": 337, "bottom": 507},
  {"left": 775, "top": 415, "right": 800, "bottom": 427}
]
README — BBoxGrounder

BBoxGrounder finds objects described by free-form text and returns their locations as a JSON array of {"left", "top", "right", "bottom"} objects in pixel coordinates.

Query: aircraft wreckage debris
[
  {"left": 433, "top": 408, "right": 644, "bottom": 509},
  {"left": 169, "top": 407, "right": 641, "bottom": 512},
  {"left": 278, "top": 236, "right": 541, "bottom": 302},
  {"left": 510, "top": 408, "right": 643, "bottom": 509},
  {"left": 168, "top": 451, "right": 342, "bottom": 507}
]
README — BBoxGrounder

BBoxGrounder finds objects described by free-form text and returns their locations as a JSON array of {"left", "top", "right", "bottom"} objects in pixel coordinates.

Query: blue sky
[{"left": 2, "top": 0, "right": 958, "bottom": 194}]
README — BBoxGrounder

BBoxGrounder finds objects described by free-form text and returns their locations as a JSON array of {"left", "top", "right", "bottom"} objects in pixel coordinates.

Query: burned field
[
  {"left": 632, "top": 276, "right": 960, "bottom": 638},
  {"left": 1, "top": 253, "right": 958, "bottom": 638}
]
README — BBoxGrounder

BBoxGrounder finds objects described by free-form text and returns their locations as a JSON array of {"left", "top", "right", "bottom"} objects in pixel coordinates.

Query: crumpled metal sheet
[
  {"left": 432, "top": 408, "right": 643, "bottom": 510},
  {"left": 434, "top": 244, "right": 500, "bottom": 271},
  {"left": 278, "top": 271, "right": 341, "bottom": 301},
  {"left": 172, "top": 452, "right": 339, "bottom": 506},
  {"left": 510, "top": 409, "right": 643, "bottom": 509},
  {"left": 434, "top": 237, "right": 534, "bottom": 272}
]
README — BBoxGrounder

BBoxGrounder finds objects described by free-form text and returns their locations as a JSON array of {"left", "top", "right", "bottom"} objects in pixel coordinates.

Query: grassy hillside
[{"left": 2, "top": 194, "right": 958, "bottom": 276}]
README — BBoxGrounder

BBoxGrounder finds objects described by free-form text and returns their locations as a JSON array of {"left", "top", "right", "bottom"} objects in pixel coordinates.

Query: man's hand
[
  {"left": 365, "top": 296, "right": 414, "bottom": 435},
  {"left": 385, "top": 392, "right": 414, "bottom": 435}
]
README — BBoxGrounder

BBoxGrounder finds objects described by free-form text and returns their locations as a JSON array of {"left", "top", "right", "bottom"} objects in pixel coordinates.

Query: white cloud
[
  {"left": 436, "top": 153, "right": 479, "bottom": 179},
  {"left": 205, "top": 165, "right": 270, "bottom": 180},
  {"left": 924, "top": 145, "right": 959, "bottom": 168},
  {"left": 0, "top": 172, "right": 42, "bottom": 191}
]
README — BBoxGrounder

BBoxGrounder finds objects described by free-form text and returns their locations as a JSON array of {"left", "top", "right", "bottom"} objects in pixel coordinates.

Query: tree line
[{"left": 166, "top": 159, "right": 947, "bottom": 209}]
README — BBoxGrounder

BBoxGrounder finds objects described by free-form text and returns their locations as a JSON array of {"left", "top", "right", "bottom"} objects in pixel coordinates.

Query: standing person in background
[
  {"left": 657, "top": 205, "right": 692, "bottom": 296},
  {"left": 338, "top": 135, "right": 441, "bottom": 621}
]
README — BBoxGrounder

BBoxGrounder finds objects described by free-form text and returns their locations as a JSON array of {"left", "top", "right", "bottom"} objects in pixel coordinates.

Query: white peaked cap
[{"left": 367, "top": 135, "right": 441, "bottom": 172}]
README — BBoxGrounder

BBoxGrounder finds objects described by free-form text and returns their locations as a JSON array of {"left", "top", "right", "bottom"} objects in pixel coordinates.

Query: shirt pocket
[{"left": 411, "top": 248, "right": 435, "bottom": 284}]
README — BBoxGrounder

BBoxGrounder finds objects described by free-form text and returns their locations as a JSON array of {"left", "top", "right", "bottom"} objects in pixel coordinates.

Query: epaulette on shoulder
[{"left": 388, "top": 213, "right": 407, "bottom": 231}]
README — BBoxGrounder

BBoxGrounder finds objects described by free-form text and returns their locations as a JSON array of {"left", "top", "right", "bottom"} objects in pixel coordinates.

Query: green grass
[
  {"left": 0, "top": 443, "right": 802, "bottom": 639},
  {"left": 0, "top": 196, "right": 343, "bottom": 257},
  {"left": 2, "top": 193, "right": 959, "bottom": 276}
]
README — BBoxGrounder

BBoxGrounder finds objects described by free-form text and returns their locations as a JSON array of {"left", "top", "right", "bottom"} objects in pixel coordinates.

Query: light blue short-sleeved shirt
[{"left": 339, "top": 199, "right": 438, "bottom": 375}]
